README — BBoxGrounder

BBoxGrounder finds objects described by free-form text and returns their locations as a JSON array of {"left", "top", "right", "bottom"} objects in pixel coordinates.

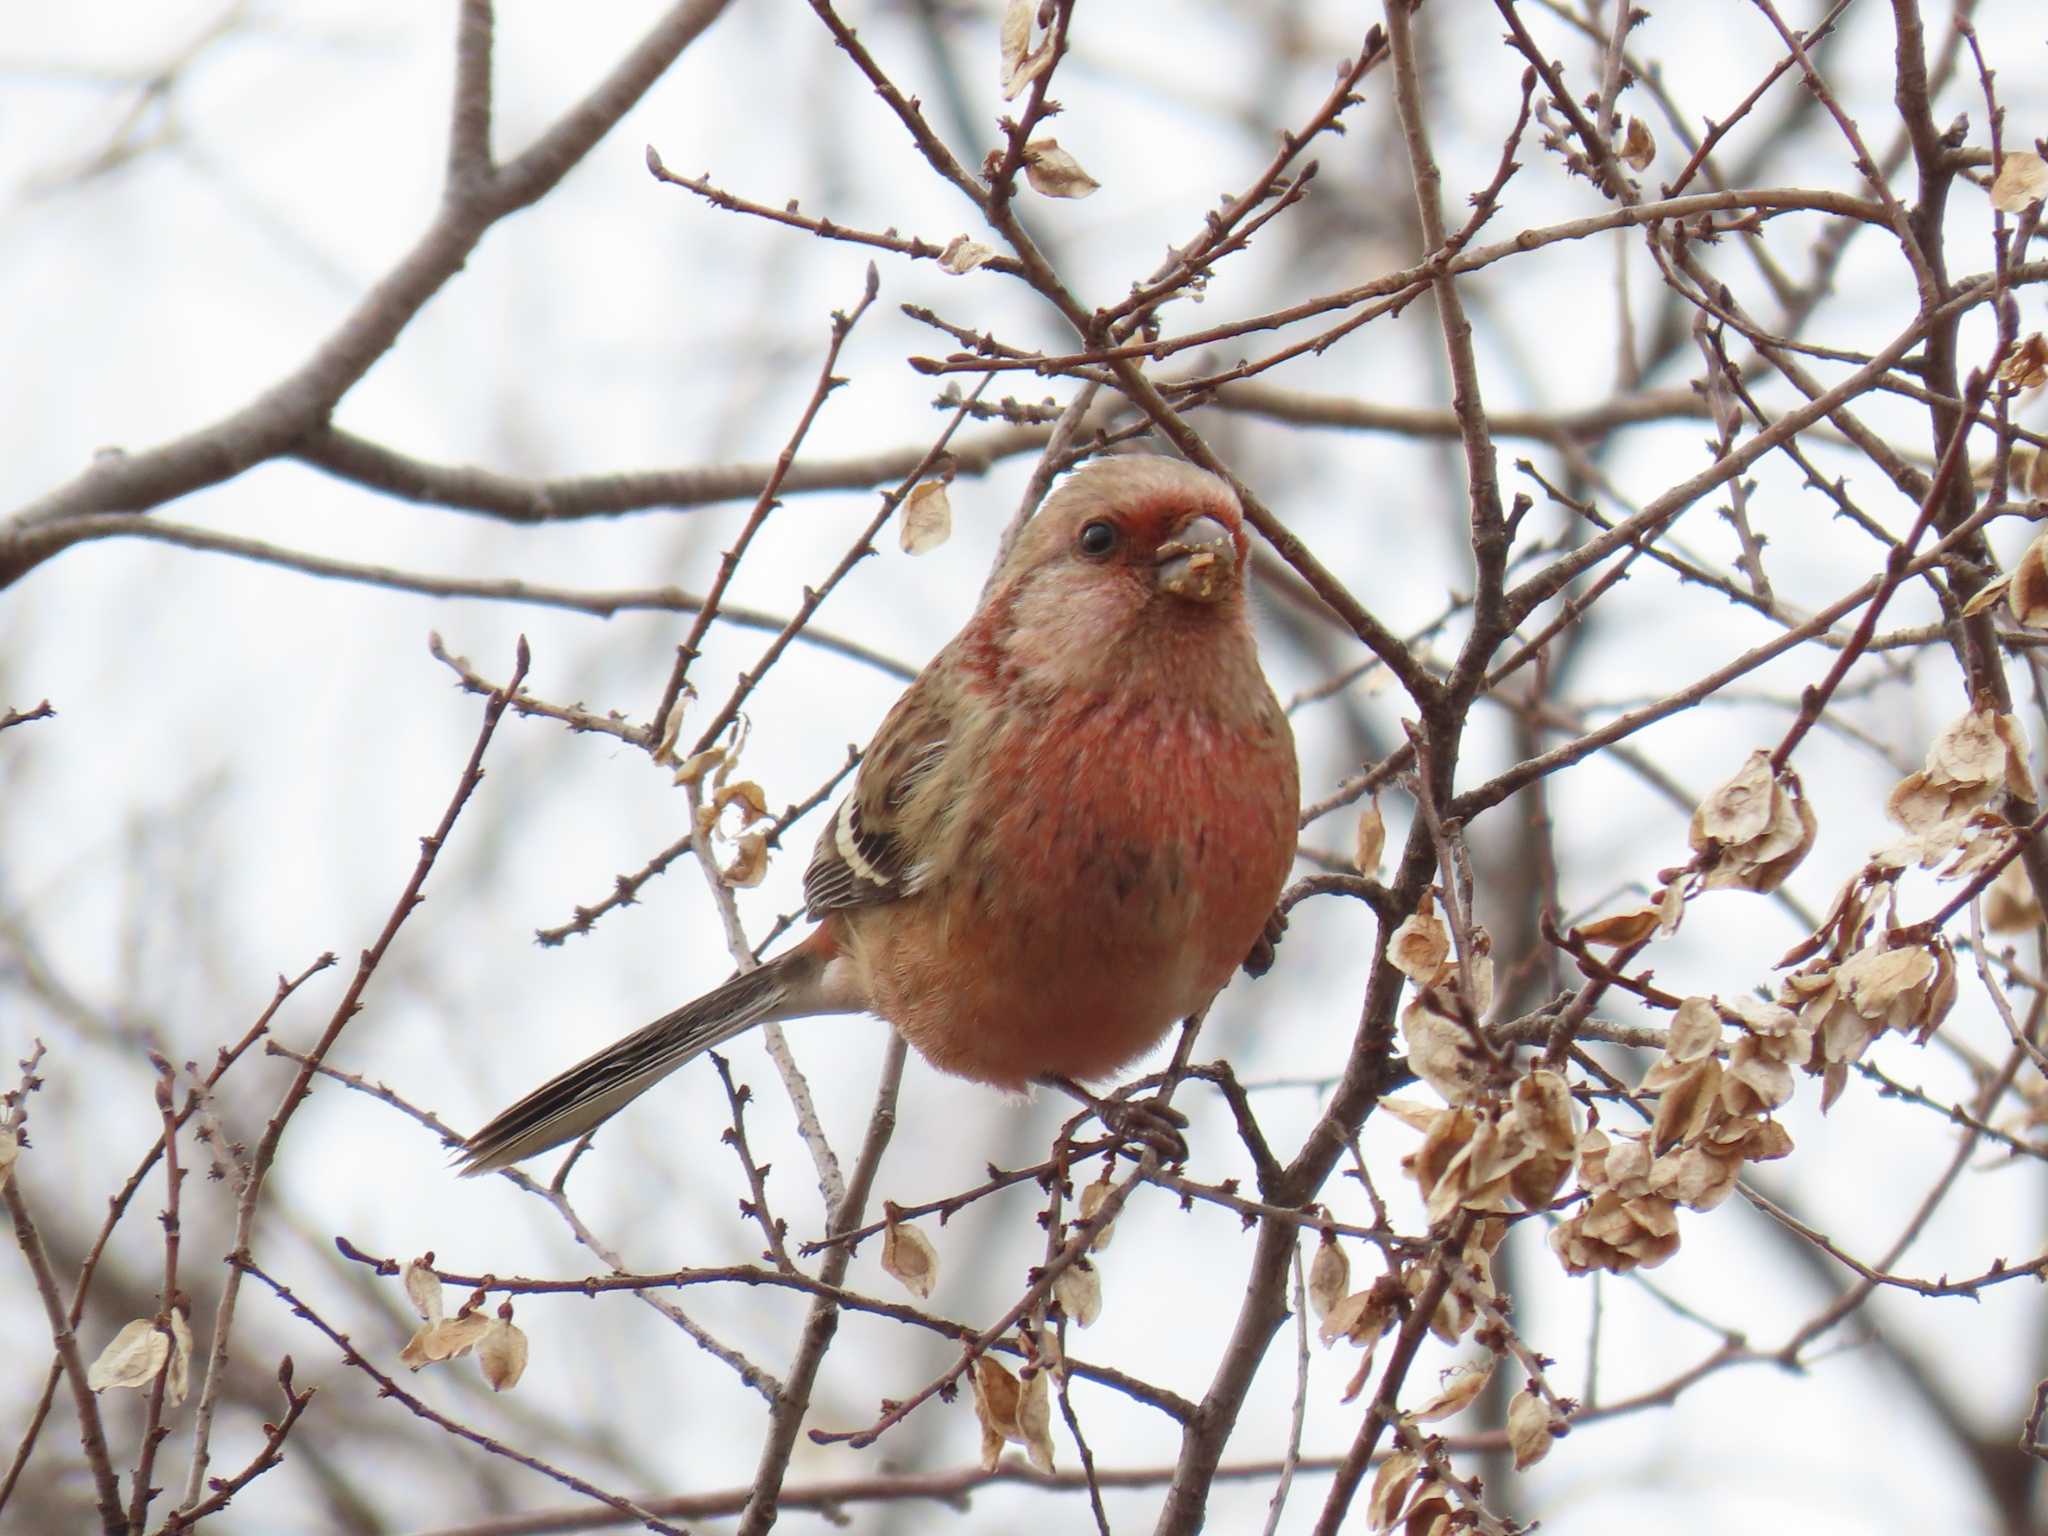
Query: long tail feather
[{"left": 457, "top": 950, "right": 814, "bottom": 1175}]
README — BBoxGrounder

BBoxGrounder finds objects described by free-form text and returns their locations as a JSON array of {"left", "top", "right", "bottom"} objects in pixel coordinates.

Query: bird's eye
[{"left": 1076, "top": 520, "right": 1121, "bottom": 559}]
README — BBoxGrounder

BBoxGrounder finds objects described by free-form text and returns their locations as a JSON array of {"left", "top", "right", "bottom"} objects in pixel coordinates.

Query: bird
[{"left": 457, "top": 454, "right": 1301, "bottom": 1175}]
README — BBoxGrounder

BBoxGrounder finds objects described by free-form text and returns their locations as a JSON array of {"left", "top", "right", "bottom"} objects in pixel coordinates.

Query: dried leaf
[
  {"left": 971, "top": 1355, "right": 1022, "bottom": 1471},
  {"left": 1412, "top": 1357, "right": 1493, "bottom": 1422},
  {"left": 1709, "top": 1114, "right": 1794, "bottom": 1163},
  {"left": 1666, "top": 996, "right": 1722, "bottom": 1063},
  {"left": 998, "top": 0, "right": 1032, "bottom": 88},
  {"left": 479, "top": 1315, "right": 528, "bottom": 1392},
  {"left": 1342, "top": 1336, "right": 1382, "bottom": 1402},
  {"left": 402, "top": 1307, "right": 492, "bottom": 1371},
  {"left": 1930, "top": 709, "right": 2005, "bottom": 785},
  {"left": 1716, "top": 1036, "right": 1788, "bottom": 1117},
  {"left": 1507, "top": 1084, "right": 1576, "bottom": 1209},
  {"left": 1308, "top": 1229, "right": 1351, "bottom": 1323},
  {"left": 1022, "top": 139, "right": 1100, "bottom": 199},
  {"left": 1387, "top": 903, "right": 1451, "bottom": 982},
  {"left": 900, "top": 480, "right": 953, "bottom": 555},
  {"left": 1840, "top": 943, "right": 1934, "bottom": 1017},
  {"left": 1724, "top": 995, "right": 1809, "bottom": 1062},
  {"left": 1995, "top": 712, "right": 2039, "bottom": 802},
  {"left": 938, "top": 236, "right": 996, "bottom": 275},
  {"left": 720, "top": 831, "right": 769, "bottom": 888},
  {"left": 0, "top": 1126, "right": 18, "bottom": 1193},
  {"left": 1656, "top": 879, "right": 1687, "bottom": 935},
  {"left": 166, "top": 1307, "right": 192, "bottom": 1407},
  {"left": 882, "top": 1217, "right": 940, "bottom": 1301},
  {"left": 1367, "top": 1448, "right": 1421, "bottom": 1531},
  {"left": 1940, "top": 816, "right": 2015, "bottom": 881},
  {"left": 673, "top": 745, "right": 727, "bottom": 787},
  {"left": 87, "top": 1318, "right": 169, "bottom": 1393},
  {"left": 1512, "top": 1070, "right": 1577, "bottom": 1156},
  {"left": 976, "top": 1409, "right": 1005, "bottom": 1473},
  {"left": 1399, "top": 1104, "right": 1476, "bottom": 1216},
  {"left": 1017, "top": 1365, "right": 1055, "bottom": 1473},
  {"left": 1987, "top": 857, "right": 2044, "bottom": 933},
  {"left": 1319, "top": 1285, "right": 1395, "bottom": 1350},
  {"left": 999, "top": 0, "right": 1055, "bottom": 100},
  {"left": 1355, "top": 795, "right": 1386, "bottom": 874},
  {"left": 1991, "top": 149, "right": 2048, "bottom": 213},
  {"left": 1377, "top": 1096, "right": 1444, "bottom": 1135},
  {"left": 713, "top": 780, "right": 769, "bottom": 825},
  {"left": 1964, "top": 573, "right": 2013, "bottom": 617},
  {"left": 1506, "top": 1385, "right": 1556, "bottom": 1469},
  {"left": 1619, "top": 115, "right": 1655, "bottom": 171},
  {"left": 1650, "top": 1141, "right": 1743, "bottom": 1211},
  {"left": 1691, "top": 750, "right": 1777, "bottom": 847},
  {"left": 652, "top": 687, "right": 692, "bottom": 765},
  {"left": 2000, "top": 333, "right": 2048, "bottom": 394},
  {"left": 1647, "top": 1057, "right": 1721, "bottom": 1154},
  {"left": 1576, "top": 904, "right": 1661, "bottom": 947},
  {"left": 403, "top": 1256, "right": 443, "bottom": 1325},
  {"left": 1078, "top": 1166, "right": 1117, "bottom": 1251},
  {"left": 1550, "top": 1188, "right": 1682, "bottom": 1274},
  {"left": 1691, "top": 752, "right": 1815, "bottom": 891},
  {"left": 1054, "top": 1259, "right": 1101, "bottom": 1328},
  {"left": 1926, "top": 708, "right": 2035, "bottom": 800},
  {"left": 1400, "top": 995, "right": 1479, "bottom": 1105},
  {"left": 435, "top": 1312, "right": 491, "bottom": 1362}
]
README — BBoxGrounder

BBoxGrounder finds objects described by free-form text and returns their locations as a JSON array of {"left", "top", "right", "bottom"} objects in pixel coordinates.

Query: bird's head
[
  {"left": 1002, "top": 455, "right": 1250, "bottom": 610},
  {"left": 980, "top": 455, "right": 1260, "bottom": 697}
]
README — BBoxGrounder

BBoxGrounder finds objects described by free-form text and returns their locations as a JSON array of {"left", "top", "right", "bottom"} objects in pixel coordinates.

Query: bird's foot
[
  {"left": 1042, "top": 1075, "right": 1189, "bottom": 1164},
  {"left": 1242, "top": 906, "right": 1288, "bottom": 978}
]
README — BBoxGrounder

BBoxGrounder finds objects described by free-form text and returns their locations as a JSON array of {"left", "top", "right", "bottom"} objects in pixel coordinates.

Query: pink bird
[{"left": 460, "top": 454, "right": 1300, "bottom": 1174}]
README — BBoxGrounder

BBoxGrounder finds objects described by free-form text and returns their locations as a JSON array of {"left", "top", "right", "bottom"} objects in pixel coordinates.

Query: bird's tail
[{"left": 456, "top": 941, "right": 830, "bottom": 1175}]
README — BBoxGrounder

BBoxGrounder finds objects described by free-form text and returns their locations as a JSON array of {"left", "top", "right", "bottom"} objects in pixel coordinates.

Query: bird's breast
[{"left": 853, "top": 686, "right": 1298, "bottom": 1088}]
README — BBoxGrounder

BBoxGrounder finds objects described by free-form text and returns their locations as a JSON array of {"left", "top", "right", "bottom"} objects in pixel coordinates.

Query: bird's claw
[
  {"left": 1042, "top": 1074, "right": 1190, "bottom": 1164},
  {"left": 1242, "top": 906, "right": 1288, "bottom": 978},
  {"left": 1097, "top": 1091, "right": 1190, "bottom": 1164}
]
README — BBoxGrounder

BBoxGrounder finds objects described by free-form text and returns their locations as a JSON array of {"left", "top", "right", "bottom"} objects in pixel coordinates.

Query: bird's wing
[{"left": 802, "top": 668, "right": 957, "bottom": 915}]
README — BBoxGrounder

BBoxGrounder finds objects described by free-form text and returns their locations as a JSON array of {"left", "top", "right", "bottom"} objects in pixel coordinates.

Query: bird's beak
[{"left": 1154, "top": 515, "right": 1238, "bottom": 603}]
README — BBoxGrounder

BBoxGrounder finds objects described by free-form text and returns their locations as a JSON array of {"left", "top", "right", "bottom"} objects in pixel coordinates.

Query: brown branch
[
  {"left": 179, "top": 640, "right": 528, "bottom": 1508},
  {"left": 652, "top": 263, "right": 882, "bottom": 743},
  {"left": 404, "top": 1457, "right": 1362, "bottom": 1536},
  {"left": 535, "top": 747, "right": 861, "bottom": 949},
  {"left": 710, "top": 1054, "right": 795, "bottom": 1273},
  {"left": 5, "top": 1175, "right": 124, "bottom": 1534},
  {"left": 1767, "top": 358, "right": 1995, "bottom": 770},
  {"left": 1384, "top": 0, "right": 1510, "bottom": 657},
  {"left": 158, "top": 1358, "right": 315, "bottom": 1534},
  {"left": 647, "top": 148, "right": 1025, "bottom": 276},
  {"left": 293, "top": 421, "right": 1049, "bottom": 524},
  {"left": 31, "top": 515, "right": 917, "bottom": 683},
  {"left": 686, "top": 373, "right": 997, "bottom": 758},
  {"left": 737, "top": 1034, "right": 908, "bottom": 1533},
  {"left": 806, "top": 1149, "right": 1156, "bottom": 1453},
  {"left": 286, "top": 1049, "right": 780, "bottom": 1397},
  {"left": 1454, "top": 490, "right": 2009, "bottom": 820},
  {"left": 2, "top": 1048, "right": 124, "bottom": 1535},
  {"left": 330, "top": 1231, "right": 1191, "bottom": 1422},
  {"left": 125, "top": 1061, "right": 187, "bottom": 1531},
  {"left": 239, "top": 1260, "right": 687, "bottom": 1536},
  {"left": 1, "top": 0, "right": 738, "bottom": 585}
]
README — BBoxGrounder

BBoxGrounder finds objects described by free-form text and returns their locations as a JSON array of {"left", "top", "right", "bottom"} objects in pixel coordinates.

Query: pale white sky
[{"left": 4, "top": 3, "right": 2045, "bottom": 1531}]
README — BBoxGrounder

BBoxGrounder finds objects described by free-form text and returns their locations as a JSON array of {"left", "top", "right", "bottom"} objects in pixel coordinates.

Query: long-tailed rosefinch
[{"left": 459, "top": 454, "right": 1300, "bottom": 1173}]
